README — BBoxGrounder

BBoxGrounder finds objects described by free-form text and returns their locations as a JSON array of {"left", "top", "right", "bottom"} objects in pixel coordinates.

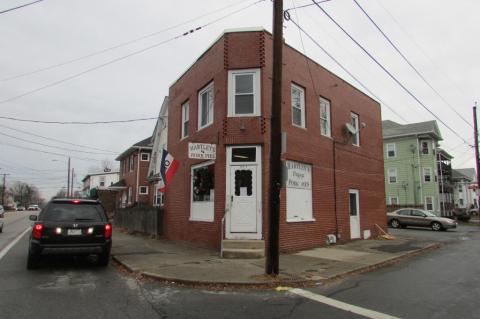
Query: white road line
[
  {"left": 0, "top": 227, "right": 31, "bottom": 261},
  {"left": 289, "top": 288, "right": 402, "bottom": 319}
]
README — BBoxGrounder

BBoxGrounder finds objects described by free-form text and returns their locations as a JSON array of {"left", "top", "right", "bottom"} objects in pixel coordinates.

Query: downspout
[
  {"left": 416, "top": 138, "right": 424, "bottom": 208},
  {"left": 136, "top": 149, "right": 140, "bottom": 203},
  {"left": 332, "top": 140, "right": 339, "bottom": 239}
]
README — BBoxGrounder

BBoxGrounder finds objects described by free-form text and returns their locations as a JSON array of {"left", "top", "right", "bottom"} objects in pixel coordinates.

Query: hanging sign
[
  {"left": 284, "top": 160, "right": 312, "bottom": 190},
  {"left": 188, "top": 143, "right": 216, "bottom": 160}
]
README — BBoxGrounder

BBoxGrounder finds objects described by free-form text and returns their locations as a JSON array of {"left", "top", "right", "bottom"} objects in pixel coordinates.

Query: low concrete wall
[{"left": 114, "top": 206, "right": 163, "bottom": 237}]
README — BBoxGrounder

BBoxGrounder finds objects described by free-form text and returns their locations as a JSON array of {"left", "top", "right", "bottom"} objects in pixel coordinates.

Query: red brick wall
[
  {"left": 118, "top": 149, "right": 152, "bottom": 206},
  {"left": 165, "top": 30, "right": 386, "bottom": 252}
]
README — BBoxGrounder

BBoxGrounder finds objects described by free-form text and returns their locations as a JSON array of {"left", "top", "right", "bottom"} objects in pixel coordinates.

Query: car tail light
[
  {"left": 72, "top": 200, "right": 80, "bottom": 204},
  {"left": 104, "top": 224, "right": 112, "bottom": 239},
  {"left": 33, "top": 224, "right": 43, "bottom": 239}
]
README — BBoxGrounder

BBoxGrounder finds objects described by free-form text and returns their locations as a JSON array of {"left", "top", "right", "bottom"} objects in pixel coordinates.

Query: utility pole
[
  {"left": 71, "top": 167, "right": 75, "bottom": 198},
  {"left": 1, "top": 173, "right": 10, "bottom": 206},
  {"left": 67, "top": 157, "right": 71, "bottom": 198},
  {"left": 266, "top": 0, "right": 283, "bottom": 276},
  {"left": 473, "top": 103, "right": 480, "bottom": 217}
]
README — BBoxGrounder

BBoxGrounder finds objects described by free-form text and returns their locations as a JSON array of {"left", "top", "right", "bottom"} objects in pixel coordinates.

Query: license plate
[{"left": 67, "top": 229, "right": 82, "bottom": 235}]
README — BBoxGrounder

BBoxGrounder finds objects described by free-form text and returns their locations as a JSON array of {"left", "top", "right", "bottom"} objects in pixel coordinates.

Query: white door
[
  {"left": 230, "top": 165, "right": 257, "bottom": 233},
  {"left": 349, "top": 189, "right": 361, "bottom": 239}
]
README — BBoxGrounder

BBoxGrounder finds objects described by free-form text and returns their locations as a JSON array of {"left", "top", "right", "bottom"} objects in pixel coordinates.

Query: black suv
[{"left": 27, "top": 199, "right": 112, "bottom": 269}]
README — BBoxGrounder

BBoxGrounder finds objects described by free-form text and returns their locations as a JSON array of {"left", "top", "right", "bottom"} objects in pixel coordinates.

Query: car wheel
[
  {"left": 97, "top": 252, "right": 110, "bottom": 267},
  {"left": 431, "top": 222, "right": 442, "bottom": 231},
  {"left": 390, "top": 219, "right": 401, "bottom": 228},
  {"left": 26, "top": 252, "right": 40, "bottom": 270}
]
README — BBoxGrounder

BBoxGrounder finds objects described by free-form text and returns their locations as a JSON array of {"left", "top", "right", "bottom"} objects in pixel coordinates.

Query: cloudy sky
[{"left": 1, "top": 0, "right": 479, "bottom": 200}]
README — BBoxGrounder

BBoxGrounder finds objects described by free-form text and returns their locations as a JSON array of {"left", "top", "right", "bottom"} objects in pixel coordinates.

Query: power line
[
  {"left": 0, "top": 0, "right": 266, "bottom": 105},
  {"left": 284, "top": 14, "right": 408, "bottom": 122},
  {"left": 310, "top": 0, "right": 472, "bottom": 147},
  {"left": 0, "top": 130, "right": 115, "bottom": 155},
  {"left": 284, "top": 0, "right": 333, "bottom": 11},
  {"left": 1, "top": 0, "right": 251, "bottom": 82},
  {"left": 0, "top": 142, "right": 103, "bottom": 162},
  {"left": 0, "top": 124, "right": 117, "bottom": 152},
  {"left": 0, "top": 115, "right": 159, "bottom": 125},
  {"left": 351, "top": 0, "right": 472, "bottom": 128},
  {"left": 0, "top": 0, "right": 44, "bottom": 15}
]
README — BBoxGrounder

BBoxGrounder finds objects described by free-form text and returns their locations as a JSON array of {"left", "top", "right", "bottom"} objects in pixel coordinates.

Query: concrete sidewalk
[{"left": 111, "top": 230, "right": 440, "bottom": 287}]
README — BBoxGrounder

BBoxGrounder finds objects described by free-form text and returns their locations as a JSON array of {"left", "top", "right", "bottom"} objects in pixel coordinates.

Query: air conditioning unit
[{"left": 326, "top": 234, "right": 337, "bottom": 245}]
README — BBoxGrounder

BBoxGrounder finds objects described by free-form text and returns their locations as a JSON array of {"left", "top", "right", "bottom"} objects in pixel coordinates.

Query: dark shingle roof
[
  {"left": 133, "top": 137, "right": 153, "bottom": 147},
  {"left": 452, "top": 169, "right": 471, "bottom": 181},
  {"left": 115, "top": 137, "right": 153, "bottom": 160},
  {"left": 382, "top": 120, "right": 442, "bottom": 140}
]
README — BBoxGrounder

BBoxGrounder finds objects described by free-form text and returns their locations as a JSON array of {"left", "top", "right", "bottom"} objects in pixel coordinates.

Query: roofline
[
  {"left": 383, "top": 131, "right": 442, "bottom": 141},
  {"left": 115, "top": 145, "right": 153, "bottom": 161}
]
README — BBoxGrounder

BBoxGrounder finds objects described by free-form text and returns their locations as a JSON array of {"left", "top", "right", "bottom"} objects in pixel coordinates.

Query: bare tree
[
  {"left": 9, "top": 182, "right": 44, "bottom": 207},
  {"left": 87, "top": 158, "right": 116, "bottom": 174}
]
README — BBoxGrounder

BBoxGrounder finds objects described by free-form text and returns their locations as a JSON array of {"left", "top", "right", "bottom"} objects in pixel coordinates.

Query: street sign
[{"left": 188, "top": 143, "right": 216, "bottom": 160}]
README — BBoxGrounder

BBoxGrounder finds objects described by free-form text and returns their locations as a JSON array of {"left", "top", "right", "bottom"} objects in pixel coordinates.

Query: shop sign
[{"left": 188, "top": 143, "right": 216, "bottom": 160}]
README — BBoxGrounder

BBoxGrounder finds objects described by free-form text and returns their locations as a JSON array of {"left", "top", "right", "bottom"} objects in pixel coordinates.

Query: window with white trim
[
  {"left": 154, "top": 187, "right": 164, "bottom": 206},
  {"left": 388, "top": 168, "right": 397, "bottom": 183},
  {"left": 425, "top": 196, "right": 434, "bottom": 211},
  {"left": 140, "top": 153, "right": 150, "bottom": 161},
  {"left": 198, "top": 82, "right": 214, "bottom": 130},
  {"left": 181, "top": 102, "right": 189, "bottom": 139},
  {"left": 286, "top": 161, "right": 313, "bottom": 222},
  {"left": 421, "top": 141, "right": 429, "bottom": 155},
  {"left": 99, "top": 176, "right": 106, "bottom": 187},
  {"left": 190, "top": 161, "right": 215, "bottom": 222},
  {"left": 389, "top": 196, "right": 399, "bottom": 205},
  {"left": 139, "top": 186, "right": 148, "bottom": 195},
  {"left": 423, "top": 167, "right": 432, "bottom": 182},
  {"left": 351, "top": 112, "right": 360, "bottom": 146},
  {"left": 386, "top": 143, "right": 396, "bottom": 158},
  {"left": 228, "top": 69, "right": 261, "bottom": 116},
  {"left": 291, "top": 84, "right": 305, "bottom": 128},
  {"left": 320, "top": 97, "right": 331, "bottom": 137},
  {"left": 129, "top": 155, "right": 134, "bottom": 171}
]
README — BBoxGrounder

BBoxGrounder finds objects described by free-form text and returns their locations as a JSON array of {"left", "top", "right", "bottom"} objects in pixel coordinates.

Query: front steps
[{"left": 221, "top": 239, "right": 265, "bottom": 259}]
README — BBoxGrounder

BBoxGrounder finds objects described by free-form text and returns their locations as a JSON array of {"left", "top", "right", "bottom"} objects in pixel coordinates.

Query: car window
[
  {"left": 397, "top": 210, "right": 411, "bottom": 216},
  {"left": 411, "top": 210, "right": 426, "bottom": 217},
  {"left": 40, "top": 203, "right": 105, "bottom": 222}
]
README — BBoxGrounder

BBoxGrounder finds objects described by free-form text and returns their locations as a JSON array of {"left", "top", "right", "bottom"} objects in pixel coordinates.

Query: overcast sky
[{"left": 1, "top": 0, "right": 479, "bottom": 200}]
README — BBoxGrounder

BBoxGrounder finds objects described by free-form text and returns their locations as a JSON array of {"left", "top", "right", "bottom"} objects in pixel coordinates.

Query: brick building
[
  {"left": 114, "top": 138, "right": 153, "bottom": 207},
  {"left": 163, "top": 28, "right": 386, "bottom": 255}
]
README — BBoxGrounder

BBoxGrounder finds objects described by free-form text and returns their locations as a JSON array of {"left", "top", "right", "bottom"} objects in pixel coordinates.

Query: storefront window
[{"left": 190, "top": 162, "right": 215, "bottom": 221}]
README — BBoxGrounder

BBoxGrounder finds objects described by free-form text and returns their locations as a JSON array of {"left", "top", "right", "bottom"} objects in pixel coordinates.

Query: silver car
[{"left": 388, "top": 208, "right": 457, "bottom": 231}]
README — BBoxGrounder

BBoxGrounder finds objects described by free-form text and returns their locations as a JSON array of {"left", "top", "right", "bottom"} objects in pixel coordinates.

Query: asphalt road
[{"left": 0, "top": 215, "right": 479, "bottom": 319}]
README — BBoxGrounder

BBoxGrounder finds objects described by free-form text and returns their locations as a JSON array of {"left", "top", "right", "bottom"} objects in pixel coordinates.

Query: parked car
[
  {"left": 27, "top": 205, "right": 39, "bottom": 211},
  {"left": 468, "top": 207, "right": 478, "bottom": 216},
  {"left": 454, "top": 208, "right": 471, "bottom": 221},
  {"left": 17, "top": 206, "right": 26, "bottom": 211},
  {"left": 27, "top": 199, "right": 112, "bottom": 269},
  {"left": 0, "top": 205, "right": 4, "bottom": 233},
  {"left": 387, "top": 208, "right": 457, "bottom": 231}
]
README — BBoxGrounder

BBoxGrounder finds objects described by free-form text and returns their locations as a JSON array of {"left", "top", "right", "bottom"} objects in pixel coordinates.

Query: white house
[
  {"left": 82, "top": 170, "right": 120, "bottom": 196},
  {"left": 147, "top": 97, "right": 169, "bottom": 207},
  {"left": 452, "top": 168, "right": 478, "bottom": 209}
]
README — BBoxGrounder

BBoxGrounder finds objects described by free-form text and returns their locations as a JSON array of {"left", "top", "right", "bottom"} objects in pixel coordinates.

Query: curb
[{"left": 111, "top": 242, "right": 442, "bottom": 290}]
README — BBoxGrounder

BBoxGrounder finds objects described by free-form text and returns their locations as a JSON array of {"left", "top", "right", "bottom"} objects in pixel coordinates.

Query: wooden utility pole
[
  {"left": 473, "top": 103, "right": 480, "bottom": 214},
  {"left": 71, "top": 168, "right": 75, "bottom": 198},
  {"left": 266, "top": 0, "right": 283, "bottom": 276},
  {"left": 1, "top": 173, "right": 10, "bottom": 205},
  {"left": 67, "top": 157, "right": 71, "bottom": 198}
]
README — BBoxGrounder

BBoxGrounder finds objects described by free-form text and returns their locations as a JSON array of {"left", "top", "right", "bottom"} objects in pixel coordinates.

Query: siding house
[
  {"left": 452, "top": 168, "right": 478, "bottom": 209},
  {"left": 82, "top": 171, "right": 120, "bottom": 197},
  {"left": 161, "top": 28, "right": 386, "bottom": 256},
  {"left": 383, "top": 120, "right": 452, "bottom": 215}
]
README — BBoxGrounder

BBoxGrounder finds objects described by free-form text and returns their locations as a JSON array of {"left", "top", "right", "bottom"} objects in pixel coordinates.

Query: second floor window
[
  {"left": 198, "top": 82, "right": 214, "bottom": 130},
  {"left": 423, "top": 167, "right": 432, "bottom": 182},
  {"left": 421, "top": 141, "right": 429, "bottom": 155},
  {"left": 387, "top": 143, "right": 396, "bottom": 158},
  {"left": 228, "top": 69, "right": 260, "bottom": 116},
  {"left": 99, "top": 176, "right": 106, "bottom": 187},
  {"left": 388, "top": 168, "right": 397, "bottom": 183},
  {"left": 291, "top": 84, "right": 305, "bottom": 128},
  {"left": 141, "top": 153, "right": 150, "bottom": 161},
  {"left": 320, "top": 97, "right": 331, "bottom": 137},
  {"left": 129, "top": 155, "right": 134, "bottom": 171},
  {"left": 181, "top": 102, "right": 189, "bottom": 138},
  {"left": 351, "top": 112, "right": 360, "bottom": 146}
]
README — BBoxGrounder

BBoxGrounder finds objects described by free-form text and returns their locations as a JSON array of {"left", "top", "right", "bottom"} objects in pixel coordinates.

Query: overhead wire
[
  {"left": 0, "top": 0, "right": 266, "bottom": 106},
  {"left": 0, "top": 0, "right": 45, "bottom": 15},
  {"left": 309, "top": 0, "right": 472, "bottom": 147},
  {"left": 351, "top": 0, "right": 472, "bottom": 128},
  {"left": 0, "top": 142, "right": 104, "bottom": 162}
]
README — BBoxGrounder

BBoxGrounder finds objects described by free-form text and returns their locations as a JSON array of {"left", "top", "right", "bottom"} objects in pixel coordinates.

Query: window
[
  {"left": 423, "top": 167, "right": 432, "bottom": 182},
  {"left": 412, "top": 209, "right": 426, "bottom": 217},
  {"left": 198, "top": 82, "right": 214, "bottom": 130},
  {"left": 291, "top": 84, "right": 305, "bottom": 128},
  {"left": 181, "top": 102, "right": 189, "bottom": 138},
  {"left": 127, "top": 187, "right": 132, "bottom": 204},
  {"left": 190, "top": 162, "right": 215, "bottom": 222},
  {"left": 286, "top": 161, "right": 313, "bottom": 222},
  {"left": 388, "top": 168, "right": 397, "bottom": 183},
  {"left": 397, "top": 210, "right": 411, "bottom": 216},
  {"left": 425, "top": 196, "right": 434, "bottom": 211},
  {"left": 129, "top": 155, "right": 134, "bottom": 171},
  {"left": 228, "top": 69, "right": 261, "bottom": 116},
  {"left": 231, "top": 147, "right": 256, "bottom": 162},
  {"left": 386, "top": 143, "right": 396, "bottom": 158},
  {"left": 458, "top": 185, "right": 463, "bottom": 192},
  {"left": 140, "top": 153, "right": 150, "bottom": 161},
  {"left": 389, "top": 196, "right": 399, "bottom": 205},
  {"left": 421, "top": 141, "right": 429, "bottom": 155},
  {"left": 351, "top": 112, "right": 360, "bottom": 146},
  {"left": 99, "top": 176, "right": 106, "bottom": 187},
  {"left": 319, "top": 97, "right": 331, "bottom": 137},
  {"left": 459, "top": 198, "right": 464, "bottom": 206},
  {"left": 139, "top": 186, "right": 148, "bottom": 195}
]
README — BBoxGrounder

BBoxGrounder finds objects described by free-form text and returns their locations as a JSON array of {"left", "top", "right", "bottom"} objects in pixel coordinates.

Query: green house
[{"left": 382, "top": 120, "right": 450, "bottom": 215}]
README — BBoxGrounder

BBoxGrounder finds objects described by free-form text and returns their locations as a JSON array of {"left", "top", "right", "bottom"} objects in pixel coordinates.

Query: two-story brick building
[
  {"left": 163, "top": 28, "right": 386, "bottom": 255},
  {"left": 114, "top": 137, "right": 153, "bottom": 207}
]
